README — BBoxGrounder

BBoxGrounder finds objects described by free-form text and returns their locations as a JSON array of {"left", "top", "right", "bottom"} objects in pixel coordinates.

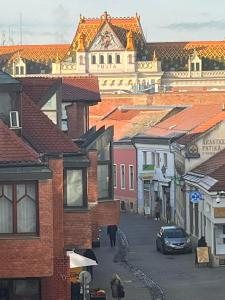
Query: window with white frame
[
  {"left": 120, "top": 165, "right": 125, "bottom": 189},
  {"left": 163, "top": 153, "right": 168, "bottom": 168},
  {"left": 151, "top": 152, "right": 155, "bottom": 166},
  {"left": 113, "top": 164, "right": 117, "bottom": 188},
  {"left": 129, "top": 165, "right": 134, "bottom": 190},
  {"left": 156, "top": 153, "right": 160, "bottom": 168},
  {"left": 143, "top": 151, "right": 147, "bottom": 165}
]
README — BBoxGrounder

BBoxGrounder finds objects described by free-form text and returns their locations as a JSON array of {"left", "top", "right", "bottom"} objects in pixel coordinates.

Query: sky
[{"left": 1, "top": 0, "right": 225, "bottom": 45}]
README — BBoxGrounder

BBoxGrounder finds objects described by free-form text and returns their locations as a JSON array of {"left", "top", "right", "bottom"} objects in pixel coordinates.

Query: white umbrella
[{"left": 67, "top": 251, "right": 98, "bottom": 268}]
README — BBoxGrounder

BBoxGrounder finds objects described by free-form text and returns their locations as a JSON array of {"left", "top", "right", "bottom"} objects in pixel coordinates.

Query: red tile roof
[
  {"left": 18, "top": 77, "right": 61, "bottom": 106},
  {"left": 94, "top": 107, "right": 172, "bottom": 141},
  {"left": 62, "top": 77, "right": 100, "bottom": 102},
  {"left": 21, "top": 93, "right": 80, "bottom": 154},
  {"left": 0, "top": 120, "right": 39, "bottom": 163},
  {"left": 142, "top": 104, "right": 223, "bottom": 138},
  {"left": 193, "top": 149, "right": 225, "bottom": 191}
]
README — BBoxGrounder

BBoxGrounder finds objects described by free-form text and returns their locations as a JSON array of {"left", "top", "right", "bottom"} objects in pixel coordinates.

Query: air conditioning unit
[{"left": 9, "top": 111, "right": 20, "bottom": 128}]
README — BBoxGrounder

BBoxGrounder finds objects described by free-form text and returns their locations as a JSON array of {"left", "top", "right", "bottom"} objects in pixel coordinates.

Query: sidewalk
[{"left": 91, "top": 227, "right": 152, "bottom": 300}]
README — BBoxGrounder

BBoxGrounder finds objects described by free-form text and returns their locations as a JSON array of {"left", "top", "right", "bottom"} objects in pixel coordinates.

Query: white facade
[{"left": 135, "top": 141, "right": 175, "bottom": 220}]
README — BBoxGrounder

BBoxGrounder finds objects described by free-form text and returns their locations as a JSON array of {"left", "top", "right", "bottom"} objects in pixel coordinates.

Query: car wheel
[
  {"left": 156, "top": 241, "right": 160, "bottom": 252},
  {"left": 162, "top": 245, "right": 167, "bottom": 255}
]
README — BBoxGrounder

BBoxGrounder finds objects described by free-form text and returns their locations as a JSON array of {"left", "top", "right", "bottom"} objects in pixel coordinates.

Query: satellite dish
[{"left": 79, "top": 271, "right": 92, "bottom": 284}]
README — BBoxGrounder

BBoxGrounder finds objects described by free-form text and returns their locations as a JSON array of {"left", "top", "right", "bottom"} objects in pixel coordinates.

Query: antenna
[{"left": 19, "top": 13, "right": 23, "bottom": 45}]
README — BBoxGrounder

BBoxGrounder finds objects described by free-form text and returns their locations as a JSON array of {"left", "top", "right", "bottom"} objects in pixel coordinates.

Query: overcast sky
[{"left": 1, "top": 0, "right": 225, "bottom": 45}]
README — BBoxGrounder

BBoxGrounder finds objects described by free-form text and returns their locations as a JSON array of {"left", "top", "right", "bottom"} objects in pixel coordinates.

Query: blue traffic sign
[{"left": 190, "top": 191, "right": 202, "bottom": 203}]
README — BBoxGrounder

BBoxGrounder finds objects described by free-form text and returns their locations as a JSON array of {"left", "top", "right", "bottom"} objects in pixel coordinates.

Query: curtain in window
[
  {"left": 17, "top": 184, "right": 36, "bottom": 233},
  {"left": 67, "top": 170, "right": 83, "bottom": 206},
  {"left": 0, "top": 185, "right": 13, "bottom": 233},
  {"left": 98, "top": 165, "right": 109, "bottom": 198}
]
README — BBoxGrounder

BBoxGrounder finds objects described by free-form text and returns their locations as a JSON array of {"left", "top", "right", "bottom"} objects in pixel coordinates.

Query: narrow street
[
  {"left": 93, "top": 212, "right": 225, "bottom": 300},
  {"left": 120, "top": 213, "right": 225, "bottom": 300}
]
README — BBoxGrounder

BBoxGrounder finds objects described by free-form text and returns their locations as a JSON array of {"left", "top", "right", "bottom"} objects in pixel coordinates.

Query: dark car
[{"left": 156, "top": 226, "right": 192, "bottom": 254}]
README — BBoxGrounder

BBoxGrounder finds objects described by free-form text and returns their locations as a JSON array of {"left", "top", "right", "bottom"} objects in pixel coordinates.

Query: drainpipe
[{"left": 131, "top": 138, "right": 139, "bottom": 214}]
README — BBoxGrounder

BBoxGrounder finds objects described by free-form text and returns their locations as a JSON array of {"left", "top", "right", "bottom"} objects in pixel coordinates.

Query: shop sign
[
  {"left": 214, "top": 207, "right": 225, "bottom": 218},
  {"left": 190, "top": 191, "right": 202, "bottom": 203}
]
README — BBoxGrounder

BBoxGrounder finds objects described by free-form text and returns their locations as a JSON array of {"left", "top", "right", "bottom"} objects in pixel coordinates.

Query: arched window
[
  {"left": 116, "top": 54, "right": 121, "bottom": 64},
  {"left": 79, "top": 55, "right": 83, "bottom": 65},
  {"left": 128, "top": 80, "right": 132, "bottom": 86},
  {"left": 108, "top": 55, "right": 112, "bottom": 64},
  {"left": 128, "top": 54, "right": 132, "bottom": 64},
  {"left": 92, "top": 55, "right": 96, "bottom": 64},
  {"left": 103, "top": 80, "right": 107, "bottom": 86},
  {"left": 100, "top": 55, "right": 104, "bottom": 64},
  {"left": 119, "top": 80, "right": 123, "bottom": 86},
  {"left": 111, "top": 80, "right": 115, "bottom": 86}
]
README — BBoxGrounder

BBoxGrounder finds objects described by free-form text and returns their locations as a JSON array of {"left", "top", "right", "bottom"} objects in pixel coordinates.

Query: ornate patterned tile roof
[
  {"left": 148, "top": 41, "right": 225, "bottom": 59},
  {"left": 0, "top": 44, "right": 69, "bottom": 63},
  {"left": 68, "top": 12, "right": 145, "bottom": 54}
]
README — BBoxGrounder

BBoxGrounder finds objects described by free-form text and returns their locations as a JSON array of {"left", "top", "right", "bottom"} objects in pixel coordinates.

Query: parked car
[{"left": 156, "top": 226, "right": 192, "bottom": 254}]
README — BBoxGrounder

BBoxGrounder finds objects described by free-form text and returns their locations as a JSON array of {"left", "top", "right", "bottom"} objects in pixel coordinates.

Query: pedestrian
[
  {"left": 110, "top": 273, "right": 125, "bottom": 300},
  {"left": 107, "top": 224, "right": 118, "bottom": 247},
  {"left": 154, "top": 201, "right": 160, "bottom": 221},
  {"left": 166, "top": 202, "right": 171, "bottom": 224},
  {"left": 71, "top": 281, "right": 81, "bottom": 300},
  {"left": 197, "top": 236, "right": 207, "bottom": 247},
  {"left": 83, "top": 249, "right": 98, "bottom": 279},
  {"left": 113, "top": 228, "right": 129, "bottom": 263}
]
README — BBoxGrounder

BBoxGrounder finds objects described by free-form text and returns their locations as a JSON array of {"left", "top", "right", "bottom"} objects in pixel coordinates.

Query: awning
[{"left": 67, "top": 251, "right": 98, "bottom": 268}]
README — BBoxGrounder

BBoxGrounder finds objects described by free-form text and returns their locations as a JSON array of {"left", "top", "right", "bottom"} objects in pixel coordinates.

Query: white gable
[{"left": 90, "top": 22, "right": 124, "bottom": 51}]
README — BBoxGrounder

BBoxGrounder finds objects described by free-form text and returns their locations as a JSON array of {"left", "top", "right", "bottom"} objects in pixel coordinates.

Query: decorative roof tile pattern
[
  {"left": 22, "top": 93, "right": 79, "bottom": 154},
  {"left": 0, "top": 44, "right": 69, "bottom": 63},
  {"left": 0, "top": 120, "right": 39, "bottom": 162},
  {"left": 68, "top": 13, "right": 145, "bottom": 55},
  {"left": 148, "top": 41, "right": 225, "bottom": 59},
  {"left": 62, "top": 77, "right": 101, "bottom": 102}
]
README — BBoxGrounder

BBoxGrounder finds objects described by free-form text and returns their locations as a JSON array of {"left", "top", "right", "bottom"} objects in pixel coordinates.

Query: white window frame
[
  {"left": 129, "top": 165, "right": 134, "bottom": 190},
  {"left": 113, "top": 164, "right": 117, "bottom": 188},
  {"left": 156, "top": 153, "right": 160, "bottom": 168},
  {"left": 120, "top": 164, "right": 126, "bottom": 190},
  {"left": 10, "top": 111, "right": 20, "bottom": 128},
  {"left": 163, "top": 153, "right": 168, "bottom": 168}
]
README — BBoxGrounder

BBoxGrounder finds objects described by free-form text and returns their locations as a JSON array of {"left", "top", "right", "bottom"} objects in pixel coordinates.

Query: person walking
[
  {"left": 107, "top": 224, "right": 118, "bottom": 247},
  {"left": 113, "top": 228, "right": 129, "bottom": 263},
  {"left": 154, "top": 201, "right": 160, "bottom": 221},
  {"left": 166, "top": 202, "right": 171, "bottom": 224},
  {"left": 83, "top": 249, "right": 98, "bottom": 279},
  {"left": 110, "top": 273, "right": 125, "bottom": 300}
]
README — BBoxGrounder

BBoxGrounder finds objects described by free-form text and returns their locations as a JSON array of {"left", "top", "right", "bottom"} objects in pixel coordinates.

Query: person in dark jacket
[
  {"left": 83, "top": 249, "right": 98, "bottom": 279},
  {"left": 71, "top": 281, "right": 81, "bottom": 300},
  {"left": 198, "top": 236, "right": 207, "bottom": 247},
  {"left": 110, "top": 273, "right": 125, "bottom": 300},
  {"left": 107, "top": 225, "right": 118, "bottom": 247}
]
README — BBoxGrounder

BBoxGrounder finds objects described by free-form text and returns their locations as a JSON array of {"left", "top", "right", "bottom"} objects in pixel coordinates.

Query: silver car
[{"left": 156, "top": 226, "right": 192, "bottom": 254}]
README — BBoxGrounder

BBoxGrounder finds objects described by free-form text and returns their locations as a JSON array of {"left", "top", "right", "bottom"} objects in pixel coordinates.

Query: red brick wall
[
  {"left": 88, "top": 149, "right": 98, "bottom": 203},
  {"left": 0, "top": 179, "right": 54, "bottom": 278},
  {"left": 64, "top": 211, "right": 92, "bottom": 249},
  {"left": 42, "top": 255, "right": 71, "bottom": 300},
  {"left": 91, "top": 200, "right": 120, "bottom": 227},
  {"left": 49, "top": 158, "right": 65, "bottom": 257},
  {"left": 66, "top": 103, "right": 86, "bottom": 139}
]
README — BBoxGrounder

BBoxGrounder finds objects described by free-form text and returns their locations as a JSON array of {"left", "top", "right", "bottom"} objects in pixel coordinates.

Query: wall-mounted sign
[
  {"left": 190, "top": 191, "right": 202, "bottom": 203},
  {"left": 202, "top": 138, "right": 225, "bottom": 155},
  {"left": 186, "top": 144, "right": 200, "bottom": 159}
]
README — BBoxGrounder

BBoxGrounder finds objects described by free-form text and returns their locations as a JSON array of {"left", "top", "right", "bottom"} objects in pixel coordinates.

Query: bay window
[{"left": 0, "top": 182, "right": 37, "bottom": 234}]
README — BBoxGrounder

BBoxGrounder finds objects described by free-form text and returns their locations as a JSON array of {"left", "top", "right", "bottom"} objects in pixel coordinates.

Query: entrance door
[{"left": 0, "top": 288, "right": 9, "bottom": 300}]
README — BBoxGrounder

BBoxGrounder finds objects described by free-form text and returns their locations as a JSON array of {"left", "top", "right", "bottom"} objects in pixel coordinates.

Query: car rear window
[{"left": 164, "top": 229, "right": 186, "bottom": 238}]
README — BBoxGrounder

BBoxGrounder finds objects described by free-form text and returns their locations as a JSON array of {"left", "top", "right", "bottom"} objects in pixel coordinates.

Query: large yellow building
[{"left": 1, "top": 12, "right": 225, "bottom": 92}]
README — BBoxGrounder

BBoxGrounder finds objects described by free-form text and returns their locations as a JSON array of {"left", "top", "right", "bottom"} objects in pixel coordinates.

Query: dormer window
[
  {"left": 92, "top": 55, "right": 96, "bottom": 64},
  {"left": 100, "top": 55, "right": 104, "bottom": 64},
  {"left": 116, "top": 54, "right": 121, "bottom": 64},
  {"left": 10, "top": 111, "right": 20, "bottom": 128},
  {"left": 108, "top": 55, "right": 112, "bottom": 64}
]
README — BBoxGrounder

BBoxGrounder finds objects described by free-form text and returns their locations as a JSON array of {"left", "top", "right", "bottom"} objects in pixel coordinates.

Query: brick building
[{"left": 0, "top": 72, "right": 119, "bottom": 300}]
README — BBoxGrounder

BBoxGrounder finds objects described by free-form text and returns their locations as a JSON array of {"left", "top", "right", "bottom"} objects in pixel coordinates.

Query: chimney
[{"left": 66, "top": 102, "right": 86, "bottom": 139}]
